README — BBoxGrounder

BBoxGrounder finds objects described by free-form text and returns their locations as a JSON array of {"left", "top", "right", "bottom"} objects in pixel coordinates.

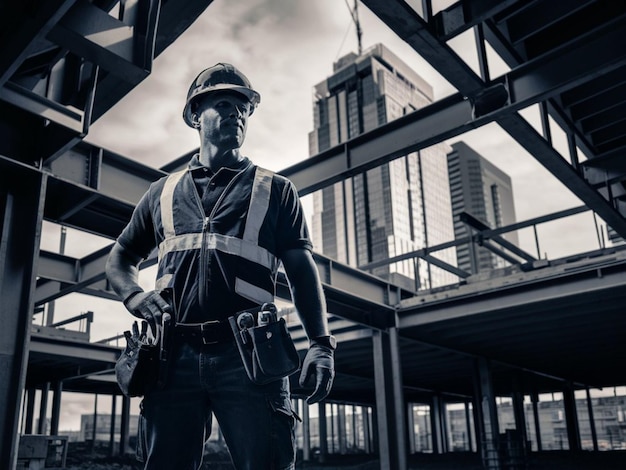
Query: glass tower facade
[
  {"left": 309, "top": 44, "right": 457, "bottom": 291},
  {"left": 446, "top": 141, "right": 518, "bottom": 273}
]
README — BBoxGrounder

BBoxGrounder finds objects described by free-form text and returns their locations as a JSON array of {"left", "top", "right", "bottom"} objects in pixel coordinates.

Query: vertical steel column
[
  {"left": 24, "top": 389, "right": 36, "bottom": 434},
  {"left": 352, "top": 405, "right": 357, "bottom": 450},
  {"left": 318, "top": 402, "right": 328, "bottom": 463},
  {"left": 91, "top": 394, "right": 98, "bottom": 451},
  {"left": 511, "top": 376, "right": 528, "bottom": 445},
  {"left": 531, "top": 392, "right": 542, "bottom": 451},
  {"left": 109, "top": 396, "right": 117, "bottom": 456},
  {"left": 302, "top": 402, "right": 311, "bottom": 461},
  {"left": 440, "top": 398, "right": 449, "bottom": 453},
  {"left": 585, "top": 388, "right": 598, "bottom": 451},
  {"left": 407, "top": 405, "right": 416, "bottom": 453},
  {"left": 0, "top": 167, "right": 45, "bottom": 468},
  {"left": 363, "top": 406, "right": 371, "bottom": 453},
  {"left": 38, "top": 384, "right": 50, "bottom": 434},
  {"left": 329, "top": 404, "right": 335, "bottom": 453},
  {"left": 50, "top": 381, "right": 62, "bottom": 435},
  {"left": 120, "top": 395, "right": 130, "bottom": 455},
  {"left": 371, "top": 403, "right": 379, "bottom": 454},
  {"left": 465, "top": 400, "right": 474, "bottom": 451},
  {"left": 430, "top": 395, "right": 445, "bottom": 453},
  {"left": 337, "top": 404, "right": 347, "bottom": 454},
  {"left": 473, "top": 357, "right": 500, "bottom": 470},
  {"left": 372, "top": 327, "right": 407, "bottom": 470},
  {"left": 563, "top": 383, "right": 581, "bottom": 451}
]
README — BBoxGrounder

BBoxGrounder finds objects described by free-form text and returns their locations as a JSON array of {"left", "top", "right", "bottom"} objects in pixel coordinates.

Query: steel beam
[
  {"left": 361, "top": 0, "right": 626, "bottom": 238},
  {"left": 47, "top": 1, "right": 160, "bottom": 83},
  {"left": 34, "top": 245, "right": 403, "bottom": 328},
  {"left": 0, "top": 0, "right": 212, "bottom": 167},
  {"left": 432, "top": 0, "right": 519, "bottom": 41},
  {"left": 281, "top": 26, "right": 626, "bottom": 195},
  {"left": 497, "top": 114, "right": 626, "bottom": 233},
  {"left": 0, "top": 160, "right": 46, "bottom": 468},
  {"left": 359, "top": 206, "right": 588, "bottom": 273},
  {"left": 280, "top": 94, "right": 474, "bottom": 196},
  {"left": 361, "top": 0, "right": 483, "bottom": 93},
  {"left": 46, "top": 141, "right": 166, "bottom": 203},
  {"left": 33, "top": 246, "right": 156, "bottom": 305},
  {"left": 2, "top": 80, "right": 90, "bottom": 135},
  {"left": 33, "top": 146, "right": 164, "bottom": 238},
  {"left": 91, "top": 0, "right": 215, "bottom": 121},
  {"left": 0, "top": 0, "right": 77, "bottom": 87},
  {"left": 29, "top": 335, "right": 120, "bottom": 364},
  {"left": 398, "top": 252, "right": 626, "bottom": 328},
  {"left": 460, "top": 212, "right": 536, "bottom": 262},
  {"left": 40, "top": 15, "right": 626, "bottom": 227},
  {"left": 420, "top": 253, "right": 469, "bottom": 279},
  {"left": 478, "top": 205, "right": 588, "bottom": 239}
]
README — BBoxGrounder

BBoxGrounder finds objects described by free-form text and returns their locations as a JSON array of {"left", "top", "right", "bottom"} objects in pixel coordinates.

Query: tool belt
[
  {"left": 173, "top": 320, "right": 233, "bottom": 344},
  {"left": 228, "top": 303, "right": 300, "bottom": 385}
]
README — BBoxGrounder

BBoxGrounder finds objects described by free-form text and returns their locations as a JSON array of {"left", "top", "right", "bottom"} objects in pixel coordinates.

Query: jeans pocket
[{"left": 268, "top": 396, "right": 298, "bottom": 469}]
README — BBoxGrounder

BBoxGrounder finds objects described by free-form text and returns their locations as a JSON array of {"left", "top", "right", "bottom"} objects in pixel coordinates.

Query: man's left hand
[{"left": 298, "top": 343, "right": 335, "bottom": 404}]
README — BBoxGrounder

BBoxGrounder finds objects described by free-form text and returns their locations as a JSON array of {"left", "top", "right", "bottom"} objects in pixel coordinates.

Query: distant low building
[
  {"left": 80, "top": 414, "right": 139, "bottom": 442},
  {"left": 79, "top": 412, "right": 223, "bottom": 444}
]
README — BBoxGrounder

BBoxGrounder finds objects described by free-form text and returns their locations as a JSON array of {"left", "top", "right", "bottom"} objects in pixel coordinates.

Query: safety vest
[{"left": 154, "top": 163, "right": 279, "bottom": 306}]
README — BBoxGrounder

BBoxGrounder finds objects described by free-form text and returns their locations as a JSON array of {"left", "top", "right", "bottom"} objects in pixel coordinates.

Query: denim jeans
[{"left": 137, "top": 337, "right": 297, "bottom": 469}]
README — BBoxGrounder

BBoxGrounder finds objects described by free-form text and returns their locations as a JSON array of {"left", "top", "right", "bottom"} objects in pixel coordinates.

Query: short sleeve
[
  {"left": 274, "top": 180, "right": 313, "bottom": 256},
  {"left": 116, "top": 187, "right": 157, "bottom": 260}
]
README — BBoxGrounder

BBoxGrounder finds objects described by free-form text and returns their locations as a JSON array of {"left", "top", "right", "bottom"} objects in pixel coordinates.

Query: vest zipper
[
  {"left": 199, "top": 216, "right": 210, "bottom": 310},
  {"left": 197, "top": 163, "right": 252, "bottom": 311}
]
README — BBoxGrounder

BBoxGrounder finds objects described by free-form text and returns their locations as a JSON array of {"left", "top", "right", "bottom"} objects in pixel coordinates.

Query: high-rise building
[
  {"left": 309, "top": 44, "right": 457, "bottom": 291},
  {"left": 446, "top": 141, "right": 518, "bottom": 273}
]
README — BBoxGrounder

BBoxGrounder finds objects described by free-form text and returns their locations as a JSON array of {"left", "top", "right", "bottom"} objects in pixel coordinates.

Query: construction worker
[{"left": 105, "top": 63, "right": 336, "bottom": 470}]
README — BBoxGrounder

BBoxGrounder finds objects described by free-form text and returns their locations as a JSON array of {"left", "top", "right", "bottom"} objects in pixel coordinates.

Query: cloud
[{"left": 87, "top": 0, "right": 456, "bottom": 169}]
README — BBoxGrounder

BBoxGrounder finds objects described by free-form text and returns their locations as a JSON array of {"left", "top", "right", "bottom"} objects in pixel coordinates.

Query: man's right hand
[{"left": 123, "top": 290, "right": 172, "bottom": 335}]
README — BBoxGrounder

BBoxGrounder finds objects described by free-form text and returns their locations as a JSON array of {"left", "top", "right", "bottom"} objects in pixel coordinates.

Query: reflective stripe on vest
[
  {"left": 155, "top": 167, "right": 278, "bottom": 300},
  {"left": 160, "top": 169, "right": 186, "bottom": 240},
  {"left": 157, "top": 232, "right": 278, "bottom": 270}
]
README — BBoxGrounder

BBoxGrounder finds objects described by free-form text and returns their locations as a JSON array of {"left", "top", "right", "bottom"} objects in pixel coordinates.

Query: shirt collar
[{"left": 188, "top": 154, "right": 251, "bottom": 175}]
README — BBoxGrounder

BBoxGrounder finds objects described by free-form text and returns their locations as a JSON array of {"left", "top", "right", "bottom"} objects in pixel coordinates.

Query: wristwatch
[{"left": 311, "top": 335, "right": 337, "bottom": 350}]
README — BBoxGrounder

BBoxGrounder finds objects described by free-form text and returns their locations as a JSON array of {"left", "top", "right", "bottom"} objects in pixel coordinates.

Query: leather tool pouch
[
  {"left": 115, "top": 288, "right": 175, "bottom": 397},
  {"left": 228, "top": 315, "right": 300, "bottom": 385},
  {"left": 115, "top": 321, "right": 160, "bottom": 397}
]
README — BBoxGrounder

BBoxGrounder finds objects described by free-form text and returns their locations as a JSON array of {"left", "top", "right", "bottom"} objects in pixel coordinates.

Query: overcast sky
[
  {"left": 38, "top": 0, "right": 608, "bottom": 431},
  {"left": 83, "top": 0, "right": 604, "bottom": 253}
]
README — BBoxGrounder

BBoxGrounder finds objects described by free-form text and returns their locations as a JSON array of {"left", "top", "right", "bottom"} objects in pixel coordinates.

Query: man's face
[{"left": 195, "top": 92, "right": 251, "bottom": 149}]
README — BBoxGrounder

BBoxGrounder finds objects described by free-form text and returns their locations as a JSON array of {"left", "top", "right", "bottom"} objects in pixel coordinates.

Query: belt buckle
[{"left": 200, "top": 320, "right": 220, "bottom": 345}]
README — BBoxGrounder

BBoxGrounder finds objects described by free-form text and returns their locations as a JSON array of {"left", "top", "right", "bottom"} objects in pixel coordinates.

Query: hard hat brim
[{"left": 183, "top": 85, "right": 261, "bottom": 127}]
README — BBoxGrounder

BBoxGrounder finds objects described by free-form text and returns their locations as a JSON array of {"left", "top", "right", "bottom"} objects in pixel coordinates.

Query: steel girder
[
  {"left": 34, "top": 244, "right": 404, "bottom": 329},
  {"left": 0, "top": 158, "right": 47, "bottom": 468},
  {"left": 30, "top": 7, "right": 626, "bottom": 240},
  {"left": 43, "top": 142, "right": 166, "bottom": 238},
  {"left": 360, "top": 0, "right": 626, "bottom": 237},
  {"left": 0, "top": 0, "right": 214, "bottom": 164},
  {"left": 399, "top": 254, "right": 626, "bottom": 328},
  {"left": 91, "top": 0, "right": 216, "bottom": 121},
  {"left": 394, "top": 247, "right": 626, "bottom": 390}
]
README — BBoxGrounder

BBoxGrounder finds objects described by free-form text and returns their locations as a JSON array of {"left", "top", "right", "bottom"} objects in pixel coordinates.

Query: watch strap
[{"left": 310, "top": 335, "right": 337, "bottom": 350}]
